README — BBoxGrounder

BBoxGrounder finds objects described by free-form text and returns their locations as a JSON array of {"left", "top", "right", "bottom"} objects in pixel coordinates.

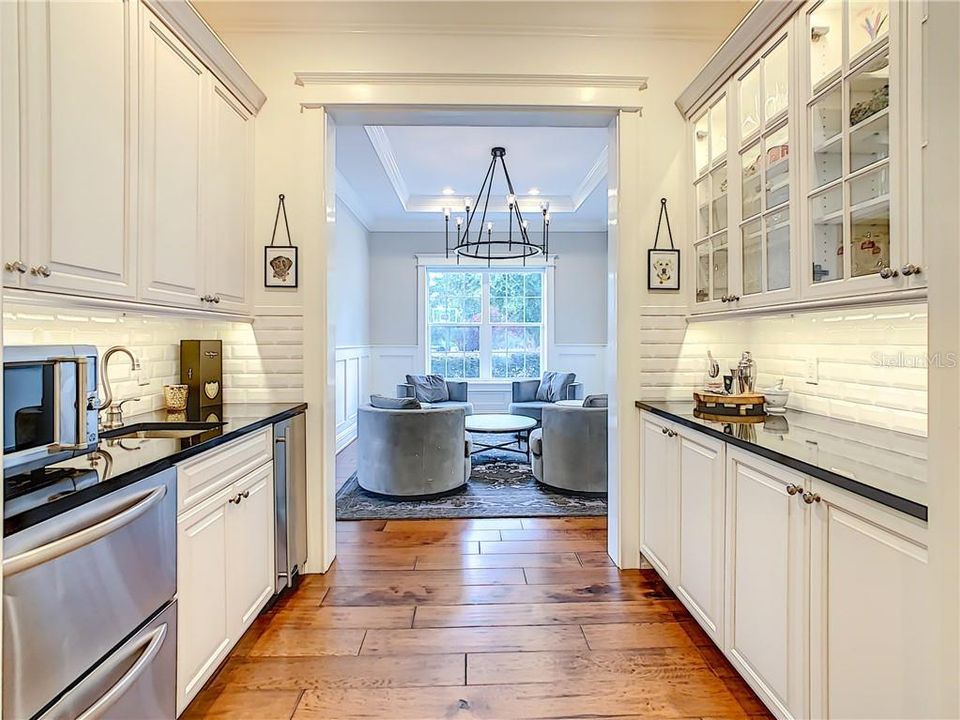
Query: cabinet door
[
  {"left": 726, "top": 450, "right": 807, "bottom": 720},
  {"left": 809, "top": 486, "right": 934, "bottom": 719},
  {"left": 227, "top": 462, "right": 275, "bottom": 639},
  {"left": 139, "top": 8, "right": 205, "bottom": 308},
  {"left": 20, "top": 0, "right": 136, "bottom": 297},
  {"left": 177, "top": 492, "right": 231, "bottom": 715},
  {"left": 204, "top": 83, "right": 252, "bottom": 312},
  {"left": 1, "top": 1, "right": 22, "bottom": 286},
  {"left": 676, "top": 429, "right": 725, "bottom": 643},
  {"left": 639, "top": 413, "right": 679, "bottom": 581}
]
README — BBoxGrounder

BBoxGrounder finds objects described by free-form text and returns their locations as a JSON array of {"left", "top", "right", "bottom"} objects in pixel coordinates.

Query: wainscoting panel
[
  {"left": 370, "top": 345, "right": 422, "bottom": 398},
  {"left": 552, "top": 344, "right": 608, "bottom": 397},
  {"left": 335, "top": 346, "right": 371, "bottom": 451}
]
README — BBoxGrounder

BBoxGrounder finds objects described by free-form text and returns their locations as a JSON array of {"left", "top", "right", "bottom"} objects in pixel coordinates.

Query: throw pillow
[
  {"left": 549, "top": 372, "right": 576, "bottom": 401},
  {"left": 583, "top": 394, "right": 608, "bottom": 408},
  {"left": 536, "top": 371, "right": 558, "bottom": 402},
  {"left": 405, "top": 374, "right": 450, "bottom": 403},
  {"left": 370, "top": 394, "right": 421, "bottom": 410}
]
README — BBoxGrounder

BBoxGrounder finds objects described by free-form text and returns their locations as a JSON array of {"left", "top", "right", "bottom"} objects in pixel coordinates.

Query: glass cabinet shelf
[{"left": 809, "top": 0, "right": 843, "bottom": 91}]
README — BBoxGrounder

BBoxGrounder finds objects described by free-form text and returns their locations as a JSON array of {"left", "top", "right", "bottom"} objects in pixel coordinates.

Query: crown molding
[
  {"left": 296, "top": 72, "right": 648, "bottom": 91},
  {"left": 406, "top": 194, "right": 573, "bottom": 214},
  {"left": 334, "top": 170, "right": 374, "bottom": 231},
  {"left": 364, "top": 125, "right": 410, "bottom": 207},
  {"left": 675, "top": 0, "right": 804, "bottom": 117},
  {"left": 368, "top": 217, "right": 607, "bottom": 234},
  {"left": 572, "top": 145, "right": 609, "bottom": 209}
]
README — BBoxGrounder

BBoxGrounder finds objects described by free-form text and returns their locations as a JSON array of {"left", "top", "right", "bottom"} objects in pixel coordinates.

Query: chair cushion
[
  {"left": 535, "top": 371, "right": 576, "bottom": 402},
  {"left": 508, "top": 401, "right": 552, "bottom": 423},
  {"left": 583, "top": 394, "right": 608, "bottom": 408},
  {"left": 370, "top": 394, "right": 421, "bottom": 410},
  {"left": 529, "top": 428, "right": 543, "bottom": 457},
  {"left": 420, "top": 400, "right": 474, "bottom": 416},
  {"left": 405, "top": 374, "right": 450, "bottom": 403}
]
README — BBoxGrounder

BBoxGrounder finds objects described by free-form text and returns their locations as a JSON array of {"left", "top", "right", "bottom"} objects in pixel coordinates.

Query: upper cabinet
[
  {"left": 682, "top": 0, "right": 925, "bottom": 315},
  {"left": 1, "top": 0, "right": 264, "bottom": 315}
]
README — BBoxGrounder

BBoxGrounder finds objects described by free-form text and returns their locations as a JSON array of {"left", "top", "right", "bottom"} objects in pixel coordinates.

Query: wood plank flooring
[{"left": 184, "top": 517, "right": 772, "bottom": 720}]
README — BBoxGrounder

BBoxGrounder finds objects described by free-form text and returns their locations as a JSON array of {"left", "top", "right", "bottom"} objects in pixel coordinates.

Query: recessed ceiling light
[
  {"left": 441, "top": 187, "right": 455, "bottom": 195},
  {"left": 527, "top": 187, "right": 540, "bottom": 195}
]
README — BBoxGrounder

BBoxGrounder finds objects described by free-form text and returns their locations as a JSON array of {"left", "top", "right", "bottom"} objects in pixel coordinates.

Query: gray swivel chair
[
  {"left": 357, "top": 405, "right": 472, "bottom": 497},
  {"left": 530, "top": 394, "right": 608, "bottom": 495},
  {"left": 397, "top": 376, "right": 475, "bottom": 415},
  {"left": 508, "top": 371, "right": 583, "bottom": 424}
]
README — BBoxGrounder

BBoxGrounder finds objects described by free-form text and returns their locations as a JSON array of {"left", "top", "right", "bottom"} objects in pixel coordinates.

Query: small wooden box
[{"left": 693, "top": 390, "right": 766, "bottom": 418}]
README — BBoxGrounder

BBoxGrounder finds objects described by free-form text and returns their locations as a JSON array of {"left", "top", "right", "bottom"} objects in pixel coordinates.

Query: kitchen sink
[
  {"left": 111, "top": 428, "right": 207, "bottom": 439},
  {"left": 101, "top": 421, "right": 224, "bottom": 441}
]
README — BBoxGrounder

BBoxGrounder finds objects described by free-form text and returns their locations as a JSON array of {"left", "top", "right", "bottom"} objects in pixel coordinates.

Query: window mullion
[{"left": 480, "top": 274, "right": 492, "bottom": 380}]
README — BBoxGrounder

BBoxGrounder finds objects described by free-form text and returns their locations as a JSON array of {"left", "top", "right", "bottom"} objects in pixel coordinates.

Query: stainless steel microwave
[{"left": 3, "top": 345, "right": 99, "bottom": 476}]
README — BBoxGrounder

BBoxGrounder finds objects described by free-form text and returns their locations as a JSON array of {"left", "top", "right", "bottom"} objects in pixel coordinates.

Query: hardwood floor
[{"left": 184, "top": 517, "right": 772, "bottom": 719}]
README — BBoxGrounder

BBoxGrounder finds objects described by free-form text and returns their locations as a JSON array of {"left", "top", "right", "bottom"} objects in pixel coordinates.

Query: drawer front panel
[{"left": 177, "top": 427, "right": 271, "bottom": 513}]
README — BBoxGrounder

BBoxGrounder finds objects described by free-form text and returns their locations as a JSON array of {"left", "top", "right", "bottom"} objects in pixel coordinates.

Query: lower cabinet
[
  {"left": 639, "top": 412, "right": 932, "bottom": 720},
  {"left": 176, "top": 459, "right": 275, "bottom": 715}
]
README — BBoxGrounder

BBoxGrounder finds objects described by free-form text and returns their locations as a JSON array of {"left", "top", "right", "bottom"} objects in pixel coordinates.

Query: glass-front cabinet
[{"left": 685, "top": 0, "right": 924, "bottom": 314}]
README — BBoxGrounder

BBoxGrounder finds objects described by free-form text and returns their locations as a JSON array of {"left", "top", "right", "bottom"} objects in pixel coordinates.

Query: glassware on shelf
[
  {"left": 710, "top": 96, "right": 727, "bottom": 161},
  {"left": 712, "top": 234, "right": 729, "bottom": 301},
  {"left": 765, "top": 207, "right": 791, "bottom": 291},
  {"left": 764, "top": 125, "right": 790, "bottom": 209},
  {"left": 809, "top": 0, "right": 842, "bottom": 90},
  {"left": 695, "top": 114, "right": 710, "bottom": 175},
  {"left": 696, "top": 176, "right": 711, "bottom": 239},
  {"left": 711, "top": 164, "right": 728, "bottom": 232},
  {"left": 764, "top": 38, "right": 790, "bottom": 120},
  {"left": 849, "top": 0, "right": 889, "bottom": 59},
  {"left": 739, "top": 64, "right": 762, "bottom": 140},
  {"left": 850, "top": 201, "right": 890, "bottom": 277},
  {"left": 849, "top": 53, "right": 889, "bottom": 127},
  {"left": 742, "top": 218, "right": 763, "bottom": 295},
  {"left": 741, "top": 146, "right": 762, "bottom": 218},
  {"left": 696, "top": 241, "right": 711, "bottom": 303},
  {"left": 811, "top": 185, "right": 843, "bottom": 283}
]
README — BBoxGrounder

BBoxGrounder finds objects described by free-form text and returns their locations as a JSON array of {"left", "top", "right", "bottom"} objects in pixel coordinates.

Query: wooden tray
[{"left": 693, "top": 390, "right": 766, "bottom": 418}]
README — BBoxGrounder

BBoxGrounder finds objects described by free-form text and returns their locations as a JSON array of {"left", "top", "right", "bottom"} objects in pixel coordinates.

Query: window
[{"left": 427, "top": 269, "right": 545, "bottom": 380}]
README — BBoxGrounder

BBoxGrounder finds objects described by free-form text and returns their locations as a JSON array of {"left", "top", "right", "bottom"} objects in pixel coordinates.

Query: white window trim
[{"left": 416, "top": 253, "right": 557, "bottom": 383}]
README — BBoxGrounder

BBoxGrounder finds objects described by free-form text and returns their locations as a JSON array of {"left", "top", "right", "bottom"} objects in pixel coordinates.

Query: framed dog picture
[
  {"left": 265, "top": 246, "right": 298, "bottom": 288},
  {"left": 648, "top": 248, "right": 680, "bottom": 291}
]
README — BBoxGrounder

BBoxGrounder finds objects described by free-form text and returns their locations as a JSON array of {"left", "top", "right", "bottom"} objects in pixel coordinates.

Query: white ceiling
[{"left": 336, "top": 124, "right": 610, "bottom": 232}]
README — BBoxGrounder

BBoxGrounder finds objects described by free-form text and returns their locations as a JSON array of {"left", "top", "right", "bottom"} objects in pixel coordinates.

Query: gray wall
[
  {"left": 332, "top": 199, "right": 371, "bottom": 347},
  {"left": 367, "top": 231, "right": 608, "bottom": 346}
]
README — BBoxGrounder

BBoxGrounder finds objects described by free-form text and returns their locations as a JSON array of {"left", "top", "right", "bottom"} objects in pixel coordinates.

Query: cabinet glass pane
[
  {"left": 811, "top": 85, "right": 842, "bottom": 147},
  {"left": 709, "top": 97, "right": 727, "bottom": 160},
  {"left": 813, "top": 138, "right": 843, "bottom": 187},
  {"left": 695, "top": 114, "right": 710, "bottom": 175},
  {"left": 850, "top": 110, "right": 890, "bottom": 172},
  {"left": 764, "top": 39, "right": 789, "bottom": 121},
  {"left": 696, "top": 177, "right": 710, "bottom": 239},
  {"left": 849, "top": 53, "right": 889, "bottom": 128},
  {"left": 850, "top": 165, "right": 889, "bottom": 206},
  {"left": 849, "top": 0, "right": 889, "bottom": 58},
  {"left": 712, "top": 234, "right": 728, "bottom": 301},
  {"left": 811, "top": 185, "right": 843, "bottom": 283},
  {"left": 765, "top": 207, "right": 791, "bottom": 291},
  {"left": 764, "top": 125, "right": 790, "bottom": 209},
  {"left": 696, "top": 241, "right": 711, "bottom": 303},
  {"left": 809, "top": 0, "right": 842, "bottom": 90},
  {"left": 739, "top": 65, "right": 762, "bottom": 139},
  {"left": 850, "top": 201, "right": 890, "bottom": 277},
  {"left": 711, "top": 164, "right": 728, "bottom": 232},
  {"left": 741, "top": 145, "right": 762, "bottom": 218},
  {"left": 742, "top": 218, "right": 763, "bottom": 295}
]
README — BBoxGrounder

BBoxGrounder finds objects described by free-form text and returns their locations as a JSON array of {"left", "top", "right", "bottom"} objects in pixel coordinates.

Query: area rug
[{"left": 336, "top": 434, "right": 608, "bottom": 520}]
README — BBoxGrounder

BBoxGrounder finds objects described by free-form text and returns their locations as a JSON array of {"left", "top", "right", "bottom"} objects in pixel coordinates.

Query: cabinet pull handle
[
  {"left": 31, "top": 265, "right": 52, "bottom": 278},
  {"left": 802, "top": 491, "right": 821, "bottom": 504},
  {"left": 5, "top": 260, "right": 26, "bottom": 274},
  {"left": 901, "top": 264, "right": 922, "bottom": 276},
  {"left": 241, "top": 490, "right": 250, "bottom": 499},
  {"left": 785, "top": 484, "right": 801, "bottom": 496},
  {"left": 212, "top": 295, "right": 221, "bottom": 304},
  {"left": 661, "top": 426, "right": 669, "bottom": 435},
  {"left": 879, "top": 266, "right": 899, "bottom": 279},
  {"left": 228, "top": 493, "right": 242, "bottom": 504}
]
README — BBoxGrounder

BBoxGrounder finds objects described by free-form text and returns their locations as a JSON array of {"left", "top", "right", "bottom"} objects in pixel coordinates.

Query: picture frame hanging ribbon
[
  {"left": 647, "top": 197, "right": 680, "bottom": 291},
  {"left": 265, "top": 193, "right": 299, "bottom": 288}
]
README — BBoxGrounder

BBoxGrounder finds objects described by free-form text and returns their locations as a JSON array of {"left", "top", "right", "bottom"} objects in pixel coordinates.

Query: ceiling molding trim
[
  {"left": 369, "top": 218, "right": 608, "bottom": 234},
  {"left": 571, "top": 146, "right": 609, "bottom": 209},
  {"left": 334, "top": 170, "right": 374, "bottom": 231},
  {"left": 675, "top": 0, "right": 804, "bottom": 118},
  {"left": 215, "top": 21, "right": 726, "bottom": 43},
  {"left": 296, "top": 72, "right": 648, "bottom": 91},
  {"left": 364, "top": 125, "right": 411, "bottom": 208},
  {"left": 405, "top": 194, "right": 575, "bottom": 214}
]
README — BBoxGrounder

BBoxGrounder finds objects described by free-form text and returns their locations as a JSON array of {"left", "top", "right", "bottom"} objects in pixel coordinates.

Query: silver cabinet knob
[
  {"left": 901, "top": 264, "right": 922, "bottom": 276},
  {"left": 786, "top": 484, "right": 801, "bottom": 496},
  {"left": 720, "top": 295, "right": 728, "bottom": 303},
  {"left": 4, "top": 260, "right": 27, "bottom": 274},
  {"left": 201, "top": 294, "right": 212, "bottom": 302},
  {"left": 31, "top": 265, "right": 52, "bottom": 278},
  {"left": 241, "top": 490, "right": 250, "bottom": 499},
  {"left": 879, "top": 266, "right": 899, "bottom": 279},
  {"left": 228, "top": 493, "right": 242, "bottom": 504},
  {"left": 667, "top": 429, "right": 677, "bottom": 438},
  {"left": 802, "top": 491, "right": 821, "bottom": 504},
  {"left": 661, "top": 426, "right": 669, "bottom": 434},
  {"left": 212, "top": 295, "right": 221, "bottom": 304}
]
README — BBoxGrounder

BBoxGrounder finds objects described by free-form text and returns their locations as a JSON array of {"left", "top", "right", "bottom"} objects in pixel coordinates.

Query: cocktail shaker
[{"left": 737, "top": 351, "right": 756, "bottom": 394}]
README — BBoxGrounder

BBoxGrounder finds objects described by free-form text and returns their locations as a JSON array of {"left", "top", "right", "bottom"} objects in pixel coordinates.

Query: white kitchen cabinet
[
  {"left": 15, "top": 0, "right": 137, "bottom": 297},
  {"left": 203, "top": 82, "right": 253, "bottom": 313},
  {"left": 808, "top": 480, "right": 934, "bottom": 719},
  {"left": 139, "top": 7, "right": 206, "bottom": 309},
  {"left": 725, "top": 449, "right": 808, "bottom": 720},
  {"left": 639, "top": 413, "right": 679, "bottom": 581}
]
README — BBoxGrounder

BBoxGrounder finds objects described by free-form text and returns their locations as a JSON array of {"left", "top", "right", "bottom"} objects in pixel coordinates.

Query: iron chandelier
[{"left": 444, "top": 147, "right": 550, "bottom": 265}]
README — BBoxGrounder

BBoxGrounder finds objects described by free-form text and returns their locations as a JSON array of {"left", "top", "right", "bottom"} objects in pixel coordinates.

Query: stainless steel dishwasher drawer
[
  {"left": 3, "top": 469, "right": 177, "bottom": 720},
  {"left": 39, "top": 601, "right": 177, "bottom": 720}
]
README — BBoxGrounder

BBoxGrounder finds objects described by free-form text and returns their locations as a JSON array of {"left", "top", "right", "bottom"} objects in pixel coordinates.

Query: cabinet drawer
[{"left": 177, "top": 428, "right": 272, "bottom": 513}]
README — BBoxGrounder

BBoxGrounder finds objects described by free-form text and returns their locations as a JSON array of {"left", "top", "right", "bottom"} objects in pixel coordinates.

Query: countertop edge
[{"left": 635, "top": 401, "right": 928, "bottom": 522}]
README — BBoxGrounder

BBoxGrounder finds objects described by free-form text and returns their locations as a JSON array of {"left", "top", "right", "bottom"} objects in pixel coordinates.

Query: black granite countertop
[
  {"left": 636, "top": 401, "right": 927, "bottom": 521},
  {"left": 4, "top": 402, "right": 307, "bottom": 536}
]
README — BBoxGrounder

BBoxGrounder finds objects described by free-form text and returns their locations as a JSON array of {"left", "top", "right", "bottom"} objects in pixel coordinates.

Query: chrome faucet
[{"left": 100, "top": 346, "right": 143, "bottom": 430}]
